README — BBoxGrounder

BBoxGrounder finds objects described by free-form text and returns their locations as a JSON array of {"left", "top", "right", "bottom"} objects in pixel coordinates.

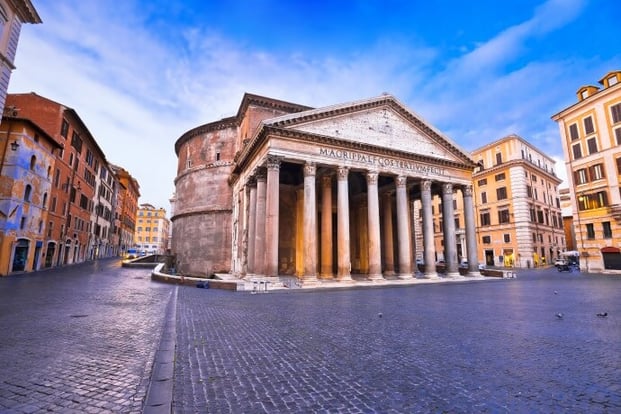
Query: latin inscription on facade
[{"left": 319, "top": 147, "right": 447, "bottom": 177}]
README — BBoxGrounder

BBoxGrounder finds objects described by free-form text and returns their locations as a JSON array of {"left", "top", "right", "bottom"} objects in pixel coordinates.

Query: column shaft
[
  {"left": 366, "top": 171, "right": 383, "bottom": 280},
  {"left": 264, "top": 157, "right": 280, "bottom": 277},
  {"left": 337, "top": 167, "right": 352, "bottom": 281},
  {"left": 396, "top": 176, "right": 412, "bottom": 278},
  {"left": 463, "top": 185, "right": 481, "bottom": 276},
  {"left": 320, "top": 175, "right": 333, "bottom": 278},
  {"left": 442, "top": 183, "right": 460, "bottom": 277},
  {"left": 382, "top": 192, "right": 395, "bottom": 275},
  {"left": 303, "top": 163, "right": 318, "bottom": 282},
  {"left": 422, "top": 180, "right": 438, "bottom": 278},
  {"left": 254, "top": 170, "right": 267, "bottom": 275},
  {"left": 247, "top": 179, "right": 257, "bottom": 274}
]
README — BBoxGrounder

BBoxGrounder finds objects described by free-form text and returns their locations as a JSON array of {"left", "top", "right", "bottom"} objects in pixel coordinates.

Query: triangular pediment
[{"left": 263, "top": 95, "right": 472, "bottom": 165}]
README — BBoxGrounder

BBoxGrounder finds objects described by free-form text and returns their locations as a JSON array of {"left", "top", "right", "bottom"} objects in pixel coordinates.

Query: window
[
  {"left": 495, "top": 173, "right": 505, "bottom": 181},
  {"left": 71, "top": 132, "right": 83, "bottom": 154},
  {"left": 584, "top": 116, "right": 595, "bottom": 135},
  {"left": 481, "top": 192, "right": 487, "bottom": 204},
  {"left": 30, "top": 155, "right": 36, "bottom": 170},
  {"left": 586, "top": 223, "right": 595, "bottom": 239},
  {"left": 610, "top": 76, "right": 619, "bottom": 87},
  {"left": 572, "top": 143, "right": 582, "bottom": 159},
  {"left": 24, "top": 185, "right": 32, "bottom": 202},
  {"left": 616, "top": 128, "right": 621, "bottom": 145},
  {"left": 61, "top": 119, "right": 69, "bottom": 138},
  {"left": 575, "top": 168, "right": 588, "bottom": 184},
  {"left": 51, "top": 196, "right": 57, "bottom": 212},
  {"left": 569, "top": 123, "right": 579, "bottom": 140},
  {"left": 612, "top": 103, "right": 621, "bottom": 124},
  {"left": 527, "top": 185, "right": 532, "bottom": 198},
  {"left": 531, "top": 175, "right": 537, "bottom": 183},
  {"left": 587, "top": 137, "right": 598, "bottom": 154},
  {"left": 42, "top": 193, "right": 48, "bottom": 209},
  {"left": 498, "top": 209, "right": 510, "bottom": 224},
  {"left": 480, "top": 211, "right": 491, "bottom": 226},
  {"left": 603, "top": 222, "right": 612, "bottom": 238},
  {"left": 482, "top": 236, "right": 491, "bottom": 244},
  {"left": 496, "top": 187, "right": 507, "bottom": 200},
  {"left": 477, "top": 178, "right": 487, "bottom": 186},
  {"left": 496, "top": 152, "right": 502, "bottom": 165},
  {"left": 503, "top": 234, "right": 511, "bottom": 243},
  {"left": 590, "top": 164, "right": 605, "bottom": 181}
]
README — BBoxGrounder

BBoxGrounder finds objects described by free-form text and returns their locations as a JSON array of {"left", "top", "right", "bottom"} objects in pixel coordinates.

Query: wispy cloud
[{"left": 8, "top": 0, "right": 618, "bottom": 207}]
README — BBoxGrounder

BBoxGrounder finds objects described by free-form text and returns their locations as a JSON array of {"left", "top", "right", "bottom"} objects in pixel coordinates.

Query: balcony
[{"left": 609, "top": 204, "right": 621, "bottom": 221}]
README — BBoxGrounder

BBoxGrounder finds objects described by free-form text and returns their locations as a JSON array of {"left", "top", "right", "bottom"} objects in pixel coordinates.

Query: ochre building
[{"left": 172, "top": 94, "right": 481, "bottom": 282}]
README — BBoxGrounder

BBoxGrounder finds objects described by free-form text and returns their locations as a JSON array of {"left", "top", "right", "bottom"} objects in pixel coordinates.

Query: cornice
[
  {"left": 472, "top": 158, "right": 562, "bottom": 185},
  {"left": 232, "top": 125, "right": 475, "bottom": 177},
  {"left": 171, "top": 208, "right": 233, "bottom": 222},
  {"left": 174, "top": 116, "right": 237, "bottom": 155}
]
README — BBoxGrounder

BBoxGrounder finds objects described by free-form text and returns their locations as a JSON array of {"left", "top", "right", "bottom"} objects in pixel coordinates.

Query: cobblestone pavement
[
  {"left": 173, "top": 269, "right": 621, "bottom": 413},
  {"left": 0, "top": 259, "right": 173, "bottom": 413}
]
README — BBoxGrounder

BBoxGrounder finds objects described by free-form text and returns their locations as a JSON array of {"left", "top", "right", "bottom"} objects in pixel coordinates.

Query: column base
[
  {"left": 424, "top": 272, "right": 440, "bottom": 279},
  {"left": 397, "top": 273, "right": 413, "bottom": 280},
  {"left": 446, "top": 271, "right": 464, "bottom": 278},
  {"left": 367, "top": 273, "right": 384, "bottom": 281},
  {"left": 301, "top": 276, "right": 319, "bottom": 286},
  {"left": 383, "top": 270, "right": 396, "bottom": 277},
  {"left": 467, "top": 271, "right": 483, "bottom": 278},
  {"left": 319, "top": 272, "right": 334, "bottom": 279},
  {"left": 337, "top": 273, "right": 354, "bottom": 282}
]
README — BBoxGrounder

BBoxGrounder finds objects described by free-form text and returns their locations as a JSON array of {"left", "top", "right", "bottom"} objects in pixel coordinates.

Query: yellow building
[
  {"left": 134, "top": 203, "right": 169, "bottom": 255},
  {"left": 471, "top": 135, "right": 565, "bottom": 268},
  {"left": 552, "top": 70, "right": 621, "bottom": 272}
]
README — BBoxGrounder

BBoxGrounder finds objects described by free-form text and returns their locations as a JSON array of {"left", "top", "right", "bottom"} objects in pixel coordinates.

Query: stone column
[
  {"left": 463, "top": 185, "right": 481, "bottom": 276},
  {"left": 382, "top": 191, "right": 395, "bottom": 276},
  {"left": 303, "top": 162, "right": 318, "bottom": 283},
  {"left": 422, "top": 180, "right": 439, "bottom": 278},
  {"left": 320, "top": 175, "right": 333, "bottom": 278},
  {"left": 246, "top": 177, "right": 257, "bottom": 275},
  {"left": 295, "top": 189, "right": 304, "bottom": 276},
  {"left": 442, "top": 183, "right": 461, "bottom": 277},
  {"left": 366, "top": 171, "right": 383, "bottom": 281},
  {"left": 396, "top": 175, "right": 413, "bottom": 279},
  {"left": 254, "top": 169, "right": 267, "bottom": 276},
  {"left": 336, "top": 166, "right": 352, "bottom": 281},
  {"left": 264, "top": 156, "right": 280, "bottom": 277}
]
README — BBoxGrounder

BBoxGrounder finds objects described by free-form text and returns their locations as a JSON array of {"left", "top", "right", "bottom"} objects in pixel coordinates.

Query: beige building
[
  {"left": 134, "top": 203, "right": 169, "bottom": 255},
  {"left": 552, "top": 70, "right": 621, "bottom": 272},
  {"left": 173, "top": 93, "right": 482, "bottom": 281},
  {"left": 0, "top": 0, "right": 40, "bottom": 117},
  {"left": 470, "top": 135, "right": 565, "bottom": 268}
]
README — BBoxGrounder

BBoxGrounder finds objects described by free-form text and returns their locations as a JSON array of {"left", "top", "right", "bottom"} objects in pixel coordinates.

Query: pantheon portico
[{"left": 172, "top": 93, "right": 481, "bottom": 282}]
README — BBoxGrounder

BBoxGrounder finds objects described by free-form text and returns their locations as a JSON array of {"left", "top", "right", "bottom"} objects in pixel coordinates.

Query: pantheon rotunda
[{"left": 172, "top": 93, "right": 481, "bottom": 283}]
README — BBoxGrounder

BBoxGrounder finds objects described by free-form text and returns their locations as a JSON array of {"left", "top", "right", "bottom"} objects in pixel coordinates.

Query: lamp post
[{"left": 576, "top": 192, "right": 588, "bottom": 272}]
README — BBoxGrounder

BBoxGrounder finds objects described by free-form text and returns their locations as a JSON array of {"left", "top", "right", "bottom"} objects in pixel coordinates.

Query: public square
[{"left": 0, "top": 259, "right": 620, "bottom": 413}]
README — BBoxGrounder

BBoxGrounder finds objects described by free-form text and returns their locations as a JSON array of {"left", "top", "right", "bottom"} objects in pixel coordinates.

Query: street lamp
[{"left": 576, "top": 192, "right": 588, "bottom": 272}]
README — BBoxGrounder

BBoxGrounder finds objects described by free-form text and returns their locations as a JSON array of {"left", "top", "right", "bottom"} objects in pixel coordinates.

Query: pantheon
[{"left": 172, "top": 93, "right": 481, "bottom": 282}]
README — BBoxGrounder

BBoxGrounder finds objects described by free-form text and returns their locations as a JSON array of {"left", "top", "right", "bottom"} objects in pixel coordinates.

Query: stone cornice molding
[
  {"left": 174, "top": 116, "right": 238, "bottom": 156},
  {"left": 171, "top": 208, "right": 233, "bottom": 222},
  {"left": 232, "top": 126, "right": 474, "bottom": 178},
  {"left": 473, "top": 159, "right": 562, "bottom": 185}
]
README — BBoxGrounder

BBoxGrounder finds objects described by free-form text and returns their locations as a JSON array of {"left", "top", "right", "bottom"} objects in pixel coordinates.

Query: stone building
[
  {"left": 0, "top": 114, "right": 61, "bottom": 274},
  {"left": 134, "top": 203, "right": 170, "bottom": 255},
  {"left": 552, "top": 70, "right": 621, "bottom": 272},
  {"left": 470, "top": 134, "right": 565, "bottom": 268},
  {"left": 173, "top": 93, "right": 481, "bottom": 281}
]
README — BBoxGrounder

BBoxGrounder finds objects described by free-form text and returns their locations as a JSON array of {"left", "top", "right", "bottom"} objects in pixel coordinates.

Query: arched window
[
  {"left": 24, "top": 185, "right": 32, "bottom": 202},
  {"left": 42, "top": 192, "right": 48, "bottom": 209},
  {"left": 30, "top": 155, "right": 36, "bottom": 171},
  {"left": 47, "top": 166, "right": 51, "bottom": 178}
]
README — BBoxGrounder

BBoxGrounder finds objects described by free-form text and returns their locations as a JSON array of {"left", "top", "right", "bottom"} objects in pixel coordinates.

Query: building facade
[
  {"left": 111, "top": 164, "right": 139, "bottom": 258},
  {"left": 134, "top": 203, "right": 170, "bottom": 255},
  {"left": 471, "top": 135, "right": 565, "bottom": 268},
  {"left": 173, "top": 93, "right": 481, "bottom": 281},
  {"left": 552, "top": 70, "right": 621, "bottom": 272},
  {"left": 0, "top": 115, "right": 61, "bottom": 275},
  {"left": 0, "top": 0, "right": 40, "bottom": 117}
]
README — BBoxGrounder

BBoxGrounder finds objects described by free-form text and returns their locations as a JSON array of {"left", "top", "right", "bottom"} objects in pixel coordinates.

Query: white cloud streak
[{"left": 7, "top": 0, "right": 617, "bottom": 210}]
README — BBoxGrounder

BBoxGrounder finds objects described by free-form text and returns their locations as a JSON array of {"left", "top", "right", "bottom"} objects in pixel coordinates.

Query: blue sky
[{"left": 8, "top": 0, "right": 621, "bottom": 213}]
